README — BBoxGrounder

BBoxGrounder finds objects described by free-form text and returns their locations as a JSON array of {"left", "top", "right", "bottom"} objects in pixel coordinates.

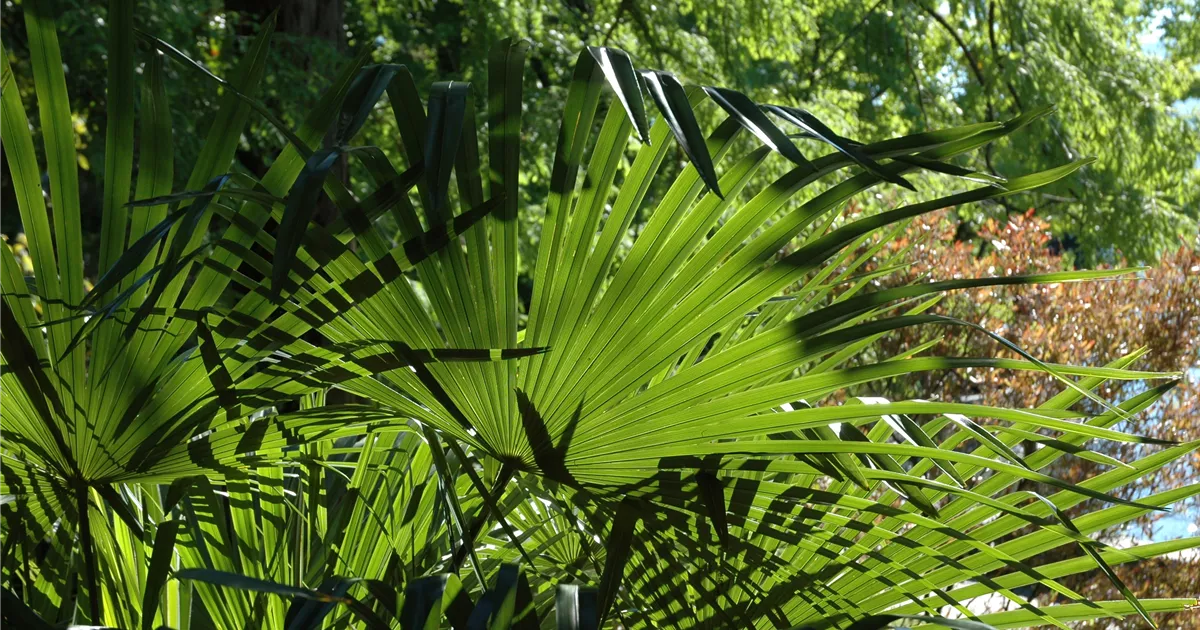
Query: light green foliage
[
  {"left": 3, "top": 3, "right": 1199, "bottom": 630},
  {"left": 348, "top": 0, "right": 1200, "bottom": 262},
  {"left": 2, "top": 0, "right": 1197, "bottom": 267}
]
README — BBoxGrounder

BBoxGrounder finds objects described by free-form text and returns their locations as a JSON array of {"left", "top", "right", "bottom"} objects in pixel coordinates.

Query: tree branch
[
  {"left": 807, "top": 0, "right": 889, "bottom": 86},
  {"left": 913, "top": 0, "right": 988, "bottom": 90},
  {"left": 601, "top": 0, "right": 630, "bottom": 46},
  {"left": 988, "top": 0, "right": 1025, "bottom": 110},
  {"left": 903, "top": 25, "right": 929, "bottom": 128}
]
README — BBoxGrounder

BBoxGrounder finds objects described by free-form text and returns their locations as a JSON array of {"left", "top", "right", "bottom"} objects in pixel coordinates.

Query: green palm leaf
[{"left": 3, "top": 7, "right": 1196, "bottom": 630}]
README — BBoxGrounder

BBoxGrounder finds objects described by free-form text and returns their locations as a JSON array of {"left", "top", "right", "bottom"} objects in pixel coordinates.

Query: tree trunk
[
  {"left": 227, "top": 0, "right": 347, "bottom": 225},
  {"left": 227, "top": 0, "right": 344, "bottom": 54}
]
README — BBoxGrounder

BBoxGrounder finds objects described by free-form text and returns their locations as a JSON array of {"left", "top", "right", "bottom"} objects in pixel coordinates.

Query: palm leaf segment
[{"left": 2, "top": 3, "right": 1197, "bottom": 628}]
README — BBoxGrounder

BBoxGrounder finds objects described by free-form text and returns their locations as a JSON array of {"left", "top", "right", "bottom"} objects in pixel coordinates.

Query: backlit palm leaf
[
  {"left": 1, "top": 5, "right": 528, "bottom": 626},
  {"left": 2, "top": 4, "right": 1196, "bottom": 629},
  {"left": 209, "top": 36, "right": 1189, "bottom": 630}
]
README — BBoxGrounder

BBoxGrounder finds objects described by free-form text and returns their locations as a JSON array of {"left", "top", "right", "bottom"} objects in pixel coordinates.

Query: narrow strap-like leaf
[
  {"left": 136, "top": 22, "right": 313, "bottom": 157},
  {"left": 1021, "top": 492, "right": 1157, "bottom": 628},
  {"left": 0, "top": 588, "right": 56, "bottom": 630},
  {"left": 705, "top": 86, "right": 810, "bottom": 168},
  {"left": 641, "top": 70, "right": 723, "bottom": 197},
  {"left": 176, "top": 569, "right": 356, "bottom": 608},
  {"left": 486, "top": 38, "right": 528, "bottom": 345},
  {"left": 81, "top": 176, "right": 235, "bottom": 314},
  {"left": 837, "top": 423, "right": 940, "bottom": 518},
  {"left": 696, "top": 470, "right": 730, "bottom": 548},
  {"left": 273, "top": 148, "right": 340, "bottom": 297},
  {"left": 766, "top": 104, "right": 916, "bottom": 191},
  {"left": 597, "top": 498, "right": 639, "bottom": 626},
  {"left": 425, "top": 81, "right": 472, "bottom": 218},
  {"left": 588, "top": 46, "right": 651, "bottom": 143},
  {"left": 126, "top": 50, "right": 176, "bottom": 304},
  {"left": 195, "top": 319, "right": 240, "bottom": 419},
  {"left": 23, "top": 0, "right": 88, "bottom": 446},
  {"left": 94, "top": 483, "right": 145, "bottom": 540},
  {"left": 338, "top": 64, "right": 401, "bottom": 144},
  {"left": 940, "top": 412, "right": 1032, "bottom": 470},
  {"left": 96, "top": 0, "right": 136, "bottom": 297},
  {"left": 68, "top": 175, "right": 229, "bottom": 352},
  {"left": 400, "top": 573, "right": 471, "bottom": 630},
  {"left": 555, "top": 585, "right": 599, "bottom": 630},
  {"left": 141, "top": 520, "right": 181, "bottom": 630}
]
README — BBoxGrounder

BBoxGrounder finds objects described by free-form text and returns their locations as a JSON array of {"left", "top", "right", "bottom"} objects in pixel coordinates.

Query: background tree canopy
[{"left": 3, "top": 0, "right": 1198, "bottom": 270}]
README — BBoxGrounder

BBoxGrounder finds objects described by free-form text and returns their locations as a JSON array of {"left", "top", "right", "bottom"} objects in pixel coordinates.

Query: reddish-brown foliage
[{"left": 858, "top": 211, "right": 1199, "bottom": 628}]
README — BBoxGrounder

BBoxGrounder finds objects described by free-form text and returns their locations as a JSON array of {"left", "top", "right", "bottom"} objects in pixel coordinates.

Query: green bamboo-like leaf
[
  {"left": 401, "top": 574, "right": 470, "bottom": 630},
  {"left": 487, "top": 38, "right": 528, "bottom": 346},
  {"left": 338, "top": 64, "right": 401, "bottom": 143},
  {"left": 425, "top": 81, "right": 472, "bottom": 216},
  {"left": 705, "top": 86, "right": 810, "bottom": 167},
  {"left": 836, "top": 422, "right": 940, "bottom": 518},
  {"left": 163, "top": 476, "right": 200, "bottom": 515},
  {"left": 125, "top": 186, "right": 281, "bottom": 210},
  {"left": 96, "top": 0, "right": 136, "bottom": 302},
  {"left": 1021, "top": 492, "right": 1156, "bottom": 628},
  {"left": 1, "top": 588, "right": 56, "bottom": 630},
  {"left": 597, "top": 498, "right": 639, "bottom": 626},
  {"left": 62, "top": 175, "right": 230, "bottom": 356},
  {"left": 790, "top": 268, "right": 1138, "bottom": 339},
  {"left": 767, "top": 104, "right": 916, "bottom": 190},
  {"left": 141, "top": 520, "right": 180, "bottom": 630},
  {"left": 141, "top": 8, "right": 277, "bottom": 357},
  {"left": 80, "top": 175, "right": 231, "bottom": 314},
  {"left": 133, "top": 172, "right": 231, "bottom": 314},
  {"left": 421, "top": 426, "right": 486, "bottom": 585},
  {"left": 127, "top": 50, "right": 176, "bottom": 304},
  {"left": 641, "top": 70, "right": 724, "bottom": 197},
  {"left": 94, "top": 484, "right": 144, "bottom": 540},
  {"left": 194, "top": 319, "right": 239, "bottom": 419},
  {"left": 804, "top": 424, "right": 871, "bottom": 490},
  {"left": 991, "top": 427, "right": 1131, "bottom": 468},
  {"left": 177, "top": 568, "right": 343, "bottom": 602},
  {"left": 892, "top": 154, "right": 1006, "bottom": 186},
  {"left": 784, "top": 131, "right": 1007, "bottom": 186},
  {"left": 588, "top": 46, "right": 651, "bottom": 143},
  {"left": 696, "top": 471, "right": 729, "bottom": 548},
  {"left": 0, "top": 301, "right": 74, "bottom": 473},
  {"left": 970, "top": 599, "right": 1193, "bottom": 627},
  {"left": 875, "top": 410, "right": 968, "bottom": 487},
  {"left": 22, "top": 0, "right": 87, "bottom": 446},
  {"left": 135, "top": 22, "right": 313, "bottom": 157},
  {"left": 940, "top": 412, "right": 1032, "bottom": 470},
  {"left": 273, "top": 148, "right": 340, "bottom": 297},
  {"left": 556, "top": 585, "right": 599, "bottom": 630}
]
